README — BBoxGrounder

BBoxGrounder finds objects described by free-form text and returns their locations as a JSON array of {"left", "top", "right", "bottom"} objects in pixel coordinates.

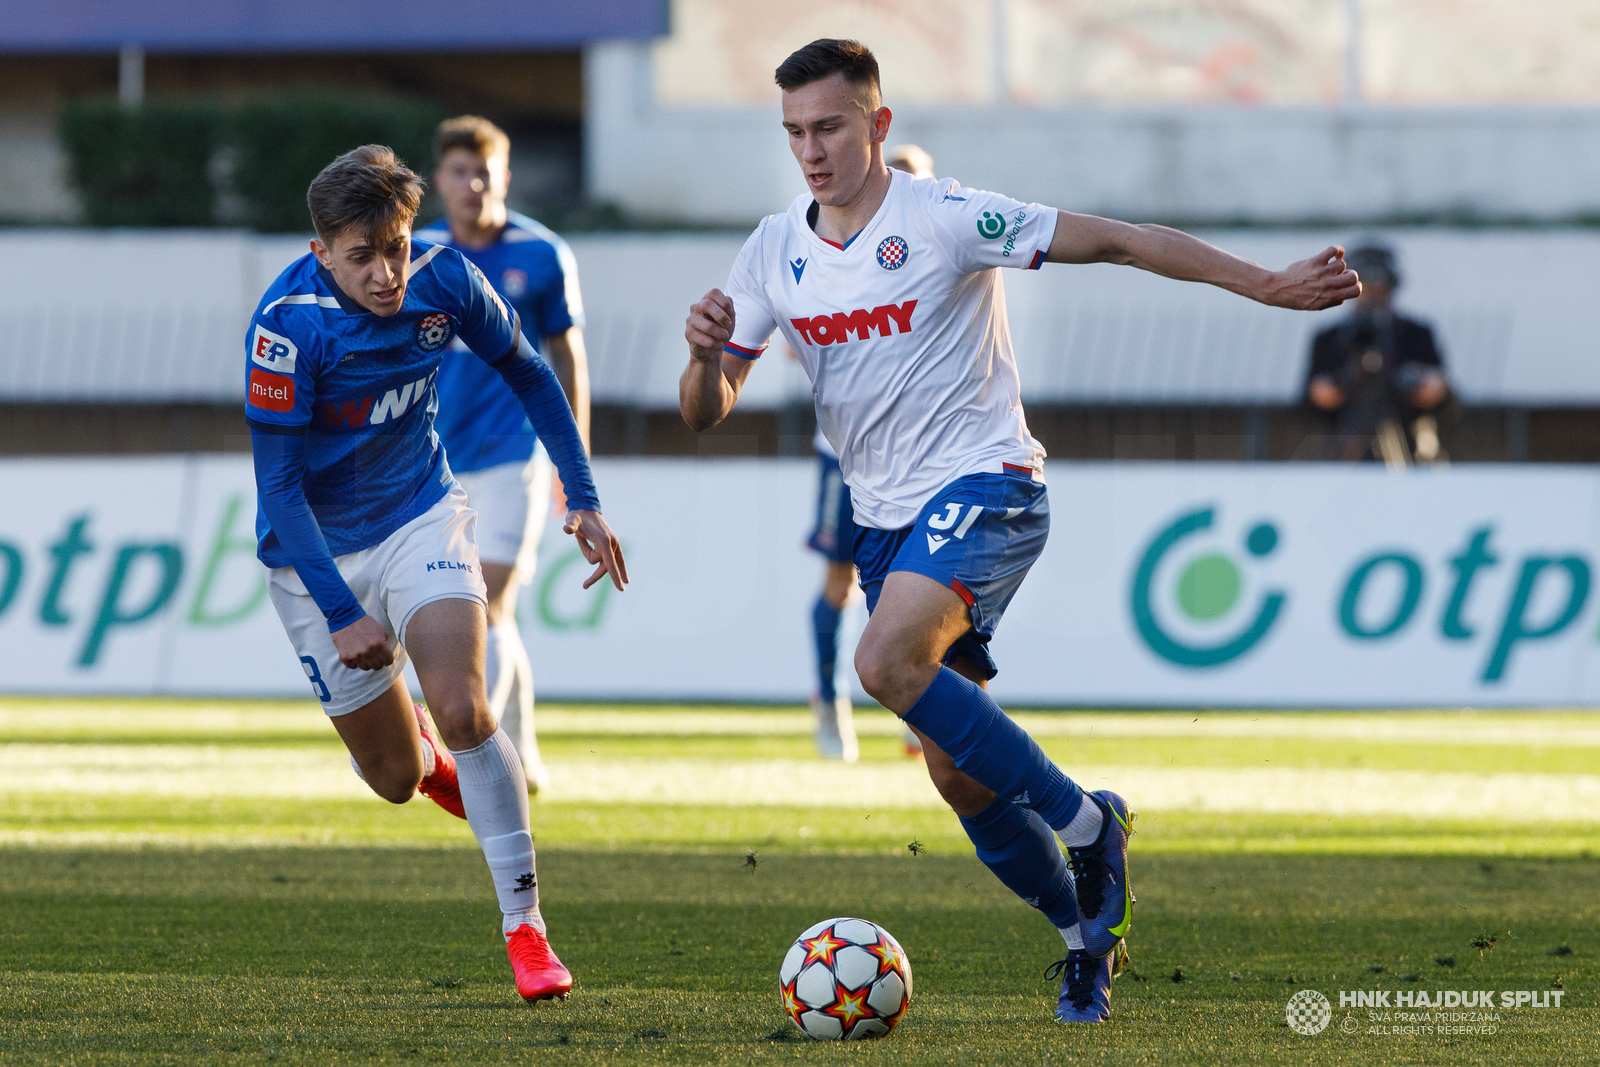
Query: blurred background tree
[{"left": 59, "top": 92, "right": 443, "bottom": 231}]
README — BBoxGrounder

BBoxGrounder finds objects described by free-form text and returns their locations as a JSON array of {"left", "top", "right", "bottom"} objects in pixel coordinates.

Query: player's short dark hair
[
  {"left": 306, "top": 145, "right": 425, "bottom": 244},
  {"left": 774, "top": 39, "right": 881, "bottom": 104},
  {"left": 434, "top": 115, "right": 511, "bottom": 164}
]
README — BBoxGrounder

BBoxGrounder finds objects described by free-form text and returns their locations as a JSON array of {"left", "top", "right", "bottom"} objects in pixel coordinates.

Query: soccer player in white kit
[
  {"left": 804, "top": 144, "right": 935, "bottom": 765},
  {"left": 681, "top": 40, "right": 1359, "bottom": 1022}
]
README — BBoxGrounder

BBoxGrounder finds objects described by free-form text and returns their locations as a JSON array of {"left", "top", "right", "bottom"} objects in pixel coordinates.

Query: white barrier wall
[
  {"left": 5, "top": 228, "right": 1600, "bottom": 406},
  {"left": 3, "top": 456, "right": 1599, "bottom": 707}
]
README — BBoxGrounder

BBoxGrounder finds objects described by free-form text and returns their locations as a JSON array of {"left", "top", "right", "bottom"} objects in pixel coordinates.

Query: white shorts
[
  {"left": 454, "top": 446, "right": 551, "bottom": 573},
  {"left": 268, "top": 485, "right": 488, "bottom": 716}
]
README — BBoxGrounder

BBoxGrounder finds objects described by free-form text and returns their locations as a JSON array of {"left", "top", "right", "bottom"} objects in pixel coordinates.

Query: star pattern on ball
[
  {"left": 868, "top": 937, "right": 900, "bottom": 975},
  {"left": 823, "top": 985, "right": 874, "bottom": 1029},
  {"left": 803, "top": 930, "right": 847, "bottom": 967},
  {"left": 780, "top": 980, "right": 806, "bottom": 1021}
]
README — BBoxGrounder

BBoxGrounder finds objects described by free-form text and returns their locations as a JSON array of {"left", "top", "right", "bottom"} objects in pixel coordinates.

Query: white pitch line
[
  {"left": 533, "top": 711, "right": 1600, "bottom": 748},
  {"left": 3, "top": 745, "right": 1598, "bottom": 822},
  {"left": 5, "top": 706, "right": 1598, "bottom": 747}
]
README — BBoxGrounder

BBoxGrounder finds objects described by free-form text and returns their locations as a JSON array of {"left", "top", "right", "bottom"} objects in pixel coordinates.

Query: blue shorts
[
  {"left": 853, "top": 467, "right": 1049, "bottom": 680},
  {"left": 806, "top": 451, "right": 858, "bottom": 564}
]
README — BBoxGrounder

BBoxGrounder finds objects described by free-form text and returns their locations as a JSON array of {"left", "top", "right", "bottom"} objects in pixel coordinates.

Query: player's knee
[
  {"left": 854, "top": 639, "right": 914, "bottom": 707},
  {"left": 430, "top": 696, "right": 493, "bottom": 751},
  {"left": 852, "top": 642, "right": 891, "bottom": 702},
  {"left": 367, "top": 761, "right": 422, "bottom": 804}
]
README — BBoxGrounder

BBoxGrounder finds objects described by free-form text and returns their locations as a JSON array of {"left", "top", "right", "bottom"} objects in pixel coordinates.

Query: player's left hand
[
  {"left": 564, "top": 509, "right": 628, "bottom": 591},
  {"left": 1263, "top": 246, "right": 1362, "bottom": 310}
]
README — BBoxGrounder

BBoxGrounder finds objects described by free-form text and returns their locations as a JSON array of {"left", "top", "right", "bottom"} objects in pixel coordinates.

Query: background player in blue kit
[
  {"left": 415, "top": 116, "right": 590, "bottom": 794},
  {"left": 804, "top": 143, "right": 935, "bottom": 764},
  {"left": 248, "top": 145, "right": 626, "bottom": 1003}
]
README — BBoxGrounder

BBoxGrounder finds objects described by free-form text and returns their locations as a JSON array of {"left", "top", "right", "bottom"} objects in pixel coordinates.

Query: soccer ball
[{"left": 778, "top": 917, "right": 911, "bottom": 1040}]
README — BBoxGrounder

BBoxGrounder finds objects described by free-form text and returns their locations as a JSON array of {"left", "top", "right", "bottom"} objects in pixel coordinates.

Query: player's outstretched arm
[
  {"left": 1044, "top": 211, "right": 1361, "bottom": 311},
  {"left": 680, "top": 289, "right": 757, "bottom": 432}
]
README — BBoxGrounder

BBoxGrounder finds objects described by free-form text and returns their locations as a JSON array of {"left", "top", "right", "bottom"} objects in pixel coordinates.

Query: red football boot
[
  {"left": 505, "top": 924, "right": 573, "bottom": 1002},
  {"left": 414, "top": 705, "right": 466, "bottom": 820}
]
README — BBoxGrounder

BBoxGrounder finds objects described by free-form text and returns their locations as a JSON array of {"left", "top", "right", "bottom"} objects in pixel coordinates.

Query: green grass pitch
[{"left": 2, "top": 698, "right": 1596, "bottom": 1065}]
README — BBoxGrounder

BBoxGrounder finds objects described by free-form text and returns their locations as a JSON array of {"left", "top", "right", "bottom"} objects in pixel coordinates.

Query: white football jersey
[{"left": 725, "top": 168, "right": 1054, "bottom": 530}]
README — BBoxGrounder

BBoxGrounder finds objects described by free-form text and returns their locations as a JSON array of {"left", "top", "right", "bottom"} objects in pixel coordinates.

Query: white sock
[
  {"left": 1059, "top": 923, "right": 1085, "bottom": 951},
  {"left": 452, "top": 727, "right": 544, "bottom": 935},
  {"left": 420, "top": 735, "right": 436, "bottom": 777},
  {"left": 484, "top": 623, "right": 516, "bottom": 725},
  {"left": 491, "top": 622, "right": 541, "bottom": 770},
  {"left": 1057, "top": 796, "right": 1104, "bottom": 849}
]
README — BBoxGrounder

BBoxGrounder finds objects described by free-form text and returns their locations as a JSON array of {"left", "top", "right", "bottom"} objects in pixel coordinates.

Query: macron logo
[
  {"left": 790, "top": 300, "right": 916, "bottom": 347},
  {"left": 790, "top": 257, "right": 807, "bottom": 284}
]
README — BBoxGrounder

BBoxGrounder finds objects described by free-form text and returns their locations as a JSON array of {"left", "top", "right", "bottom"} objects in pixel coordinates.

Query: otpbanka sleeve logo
[
  {"left": 1287, "top": 990, "right": 1332, "bottom": 1035},
  {"left": 976, "top": 211, "right": 1007, "bottom": 239},
  {"left": 1131, "top": 506, "right": 1286, "bottom": 668}
]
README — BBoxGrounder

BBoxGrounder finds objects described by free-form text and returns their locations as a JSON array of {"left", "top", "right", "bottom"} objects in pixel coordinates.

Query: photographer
[{"left": 1305, "top": 244, "right": 1450, "bottom": 463}]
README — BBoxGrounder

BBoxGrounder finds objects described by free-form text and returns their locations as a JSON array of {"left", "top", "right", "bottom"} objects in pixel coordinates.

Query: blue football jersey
[
  {"left": 412, "top": 211, "right": 584, "bottom": 473},
  {"left": 246, "top": 241, "right": 519, "bottom": 566}
]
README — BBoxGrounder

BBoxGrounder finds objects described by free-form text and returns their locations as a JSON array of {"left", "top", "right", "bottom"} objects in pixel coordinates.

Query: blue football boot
[
  {"left": 1067, "top": 790, "right": 1136, "bottom": 959},
  {"left": 1047, "top": 942, "right": 1123, "bottom": 1022}
]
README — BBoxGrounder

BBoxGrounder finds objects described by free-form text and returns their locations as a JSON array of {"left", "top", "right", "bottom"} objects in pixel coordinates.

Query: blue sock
[
  {"left": 811, "top": 595, "right": 842, "bottom": 702},
  {"left": 960, "top": 795, "right": 1078, "bottom": 929},
  {"left": 903, "top": 667, "right": 1085, "bottom": 830}
]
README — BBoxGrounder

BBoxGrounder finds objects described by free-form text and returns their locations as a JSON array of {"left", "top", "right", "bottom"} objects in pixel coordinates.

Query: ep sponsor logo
[{"left": 251, "top": 324, "right": 298, "bottom": 374}]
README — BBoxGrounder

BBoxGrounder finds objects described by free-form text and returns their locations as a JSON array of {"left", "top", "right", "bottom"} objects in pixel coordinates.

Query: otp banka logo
[{"left": 1131, "top": 507, "right": 1285, "bottom": 668}]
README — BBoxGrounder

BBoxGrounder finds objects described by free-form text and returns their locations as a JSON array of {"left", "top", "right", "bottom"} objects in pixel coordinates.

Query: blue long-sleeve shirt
[{"left": 246, "top": 243, "right": 598, "bottom": 631}]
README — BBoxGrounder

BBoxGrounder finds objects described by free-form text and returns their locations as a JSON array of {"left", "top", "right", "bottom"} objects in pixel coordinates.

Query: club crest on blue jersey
[
  {"left": 876, "top": 236, "right": 909, "bottom": 271},
  {"left": 500, "top": 268, "right": 529, "bottom": 300},
  {"left": 415, "top": 312, "right": 455, "bottom": 352}
]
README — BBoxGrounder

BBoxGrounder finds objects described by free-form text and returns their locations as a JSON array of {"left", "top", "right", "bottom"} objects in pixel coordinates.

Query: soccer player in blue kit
[
  {"left": 415, "top": 116, "right": 591, "bottom": 794},
  {"left": 681, "top": 40, "right": 1359, "bottom": 1022},
  {"left": 248, "top": 145, "right": 626, "bottom": 1003}
]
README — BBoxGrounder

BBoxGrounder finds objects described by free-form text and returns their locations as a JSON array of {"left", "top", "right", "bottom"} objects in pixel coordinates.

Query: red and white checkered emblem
[
  {"left": 415, "top": 312, "right": 455, "bottom": 352},
  {"left": 876, "top": 236, "right": 908, "bottom": 271}
]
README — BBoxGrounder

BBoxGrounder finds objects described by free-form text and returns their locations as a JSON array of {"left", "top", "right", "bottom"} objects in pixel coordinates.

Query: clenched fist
[
  {"left": 686, "top": 289, "right": 736, "bottom": 362},
  {"left": 1262, "top": 246, "right": 1362, "bottom": 311}
]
